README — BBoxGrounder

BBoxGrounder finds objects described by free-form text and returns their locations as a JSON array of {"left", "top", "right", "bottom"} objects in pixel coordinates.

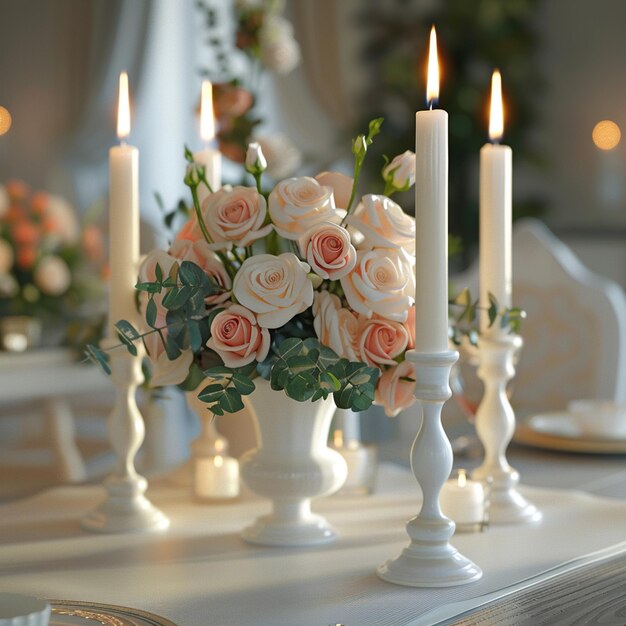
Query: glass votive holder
[
  {"left": 439, "top": 469, "right": 490, "bottom": 533},
  {"left": 331, "top": 430, "right": 378, "bottom": 496}
]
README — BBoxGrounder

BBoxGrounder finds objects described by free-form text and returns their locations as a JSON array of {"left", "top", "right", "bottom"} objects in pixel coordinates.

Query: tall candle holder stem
[
  {"left": 377, "top": 350, "right": 482, "bottom": 587},
  {"left": 82, "top": 339, "right": 169, "bottom": 533},
  {"left": 472, "top": 334, "right": 541, "bottom": 524}
]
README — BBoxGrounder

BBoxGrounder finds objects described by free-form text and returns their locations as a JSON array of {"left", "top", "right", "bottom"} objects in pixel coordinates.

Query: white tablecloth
[{"left": 2, "top": 464, "right": 626, "bottom": 626}]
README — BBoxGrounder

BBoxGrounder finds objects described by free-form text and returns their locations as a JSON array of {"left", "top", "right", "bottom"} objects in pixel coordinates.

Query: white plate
[
  {"left": 514, "top": 412, "right": 626, "bottom": 455},
  {"left": 49, "top": 601, "right": 177, "bottom": 626}
]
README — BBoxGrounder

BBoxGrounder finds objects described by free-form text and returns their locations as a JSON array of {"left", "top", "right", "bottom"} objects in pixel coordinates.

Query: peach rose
[
  {"left": 404, "top": 305, "right": 416, "bottom": 350},
  {"left": 138, "top": 250, "right": 179, "bottom": 358},
  {"left": 357, "top": 318, "right": 409, "bottom": 367},
  {"left": 268, "top": 176, "right": 341, "bottom": 240},
  {"left": 314, "top": 171, "right": 354, "bottom": 210},
  {"left": 207, "top": 304, "right": 270, "bottom": 367},
  {"left": 232, "top": 253, "right": 314, "bottom": 329},
  {"left": 340, "top": 248, "right": 415, "bottom": 322},
  {"left": 312, "top": 291, "right": 359, "bottom": 361},
  {"left": 375, "top": 360, "right": 416, "bottom": 417},
  {"left": 34, "top": 255, "right": 71, "bottom": 296},
  {"left": 169, "top": 239, "right": 231, "bottom": 304},
  {"left": 298, "top": 222, "right": 356, "bottom": 281},
  {"left": 346, "top": 194, "right": 415, "bottom": 256},
  {"left": 201, "top": 186, "right": 272, "bottom": 250}
]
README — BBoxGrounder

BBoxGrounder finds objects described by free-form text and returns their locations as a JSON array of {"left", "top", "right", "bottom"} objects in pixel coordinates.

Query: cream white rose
[
  {"left": 245, "top": 142, "right": 267, "bottom": 174},
  {"left": 0, "top": 274, "right": 18, "bottom": 297},
  {"left": 45, "top": 194, "right": 79, "bottom": 244},
  {"left": 0, "top": 239, "right": 13, "bottom": 274},
  {"left": 314, "top": 171, "right": 353, "bottom": 210},
  {"left": 233, "top": 253, "right": 314, "bottom": 329},
  {"left": 298, "top": 221, "right": 356, "bottom": 281},
  {"left": 259, "top": 15, "right": 301, "bottom": 74},
  {"left": 34, "top": 255, "right": 71, "bottom": 296},
  {"left": 346, "top": 194, "right": 415, "bottom": 256},
  {"left": 169, "top": 239, "right": 231, "bottom": 304},
  {"left": 340, "top": 247, "right": 415, "bottom": 322},
  {"left": 255, "top": 133, "right": 302, "bottom": 180},
  {"left": 269, "top": 176, "right": 342, "bottom": 240},
  {"left": 312, "top": 291, "right": 359, "bottom": 361},
  {"left": 150, "top": 349, "right": 194, "bottom": 387},
  {"left": 201, "top": 186, "right": 272, "bottom": 250},
  {"left": 383, "top": 150, "right": 416, "bottom": 190}
]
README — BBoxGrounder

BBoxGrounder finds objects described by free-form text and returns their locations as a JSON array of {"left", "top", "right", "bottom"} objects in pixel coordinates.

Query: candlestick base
[
  {"left": 81, "top": 339, "right": 169, "bottom": 534},
  {"left": 472, "top": 334, "right": 541, "bottom": 525},
  {"left": 377, "top": 350, "right": 482, "bottom": 587},
  {"left": 81, "top": 475, "right": 170, "bottom": 533}
]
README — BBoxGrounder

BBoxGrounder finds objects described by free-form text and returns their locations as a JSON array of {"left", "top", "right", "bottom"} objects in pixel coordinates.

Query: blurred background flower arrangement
[{"left": 0, "top": 180, "right": 106, "bottom": 349}]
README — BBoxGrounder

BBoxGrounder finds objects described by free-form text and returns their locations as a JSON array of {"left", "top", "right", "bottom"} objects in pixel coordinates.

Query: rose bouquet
[
  {"left": 0, "top": 180, "right": 106, "bottom": 321},
  {"left": 97, "top": 119, "right": 434, "bottom": 417}
]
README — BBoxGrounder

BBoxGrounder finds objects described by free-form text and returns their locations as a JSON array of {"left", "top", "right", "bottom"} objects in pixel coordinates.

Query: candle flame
[
  {"left": 214, "top": 455, "right": 223, "bottom": 468},
  {"left": 489, "top": 69, "right": 504, "bottom": 142},
  {"left": 117, "top": 72, "right": 131, "bottom": 139},
  {"left": 426, "top": 26, "right": 439, "bottom": 107},
  {"left": 200, "top": 80, "right": 216, "bottom": 143},
  {"left": 458, "top": 469, "right": 467, "bottom": 488}
]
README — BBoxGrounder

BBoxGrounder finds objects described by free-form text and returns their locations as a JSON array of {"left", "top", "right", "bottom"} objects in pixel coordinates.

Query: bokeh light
[
  {"left": 592, "top": 120, "right": 621, "bottom": 150},
  {"left": 0, "top": 106, "right": 12, "bottom": 135}
]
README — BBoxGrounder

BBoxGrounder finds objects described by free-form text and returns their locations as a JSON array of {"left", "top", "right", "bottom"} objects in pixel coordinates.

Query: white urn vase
[{"left": 240, "top": 379, "right": 347, "bottom": 547}]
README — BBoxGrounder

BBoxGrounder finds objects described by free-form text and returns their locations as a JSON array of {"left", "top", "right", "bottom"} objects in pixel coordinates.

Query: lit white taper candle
[
  {"left": 109, "top": 72, "right": 139, "bottom": 335},
  {"left": 414, "top": 26, "right": 449, "bottom": 353},
  {"left": 480, "top": 70, "right": 512, "bottom": 334},
  {"left": 193, "top": 80, "right": 221, "bottom": 199}
]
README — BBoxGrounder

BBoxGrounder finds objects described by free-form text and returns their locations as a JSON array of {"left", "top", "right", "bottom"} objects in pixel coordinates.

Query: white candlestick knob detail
[
  {"left": 377, "top": 350, "right": 482, "bottom": 587},
  {"left": 472, "top": 334, "right": 540, "bottom": 524}
]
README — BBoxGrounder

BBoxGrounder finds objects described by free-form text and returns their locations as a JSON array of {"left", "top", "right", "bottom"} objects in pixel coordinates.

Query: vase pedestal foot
[
  {"left": 242, "top": 513, "right": 337, "bottom": 547},
  {"left": 242, "top": 499, "right": 337, "bottom": 547}
]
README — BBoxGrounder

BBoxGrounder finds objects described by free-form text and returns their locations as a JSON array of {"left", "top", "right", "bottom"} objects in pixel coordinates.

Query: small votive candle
[
  {"left": 439, "top": 469, "right": 486, "bottom": 532},
  {"left": 194, "top": 454, "right": 239, "bottom": 500},
  {"left": 332, "top": 429, "right": 378, "bottom": 496}
]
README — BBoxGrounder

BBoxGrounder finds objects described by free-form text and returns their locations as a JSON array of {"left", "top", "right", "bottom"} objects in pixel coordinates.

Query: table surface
[{"left": 1, "top": 441, "right": 626, "bottom": 626}]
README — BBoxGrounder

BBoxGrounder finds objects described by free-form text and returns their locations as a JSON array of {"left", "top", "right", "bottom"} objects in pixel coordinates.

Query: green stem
[
  {"left": 383, "top": 181, "right": 396, "bottom": 197},
  {"left": 254, "top": 172, "right": 262, "bottom": 194},
  {"left": 343, "top": 159, "right": 363, "bottom": 223}
]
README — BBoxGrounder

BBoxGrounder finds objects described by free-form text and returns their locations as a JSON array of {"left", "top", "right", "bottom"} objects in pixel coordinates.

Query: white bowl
[
  {"left": 0, "top": 594, "right": 50, "bottom": 626},
  {"left": 567, "top": 400, "right": 626, "bottom": 439}
]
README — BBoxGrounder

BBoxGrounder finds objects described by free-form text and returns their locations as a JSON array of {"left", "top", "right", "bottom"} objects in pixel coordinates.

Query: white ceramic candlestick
[
  {"left": 82, "top": 340, "right": 169, "bottom": 533},
  {"left": 472, "top": 334, "right": 541, "bottom": 524},
  {"left": 377, "top": 349, "right": 482, "bottom": 587}
]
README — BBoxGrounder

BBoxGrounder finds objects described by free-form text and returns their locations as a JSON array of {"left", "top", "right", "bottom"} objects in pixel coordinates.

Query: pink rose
[
  {"left": 298, "top": 222, "right": 356, "bottom": 281},
  {"left": 201, "top": 186, "right": 272, "bottom": 250},
  {"left": 314, "top": 171, "right": 354, "bottom": 210},
  {"left": 232, "top": 253, "right": 314, "bottom": 329},
  {"left": 312, "top": 291, "right": 359, "bottom": 361},
  {"left": 207, "top": 304, "right": 270, "bottom": 368},
  {"left": 176, "top": 215, "right": 202, "bottom": 243},
  {"left": 169, "top": 239, "right": 231, "bottom": 304},
  {"left": 375, "top": 360, "right": 416, "bottom": 417},
  {"left": 34, "top": 255, "right": 71, "bottom": 296},
  {"left": 346, "top": 194, "right": 415, "bottom": 256},
  {"left": 268, "top": 176, "right": 342, "bottom": 240},
  {"left": 357, "top": 318, "right": 408, "bottom": 367},
  {"left": 340, "top": 248, "right": 415, "bottom": 322}
]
